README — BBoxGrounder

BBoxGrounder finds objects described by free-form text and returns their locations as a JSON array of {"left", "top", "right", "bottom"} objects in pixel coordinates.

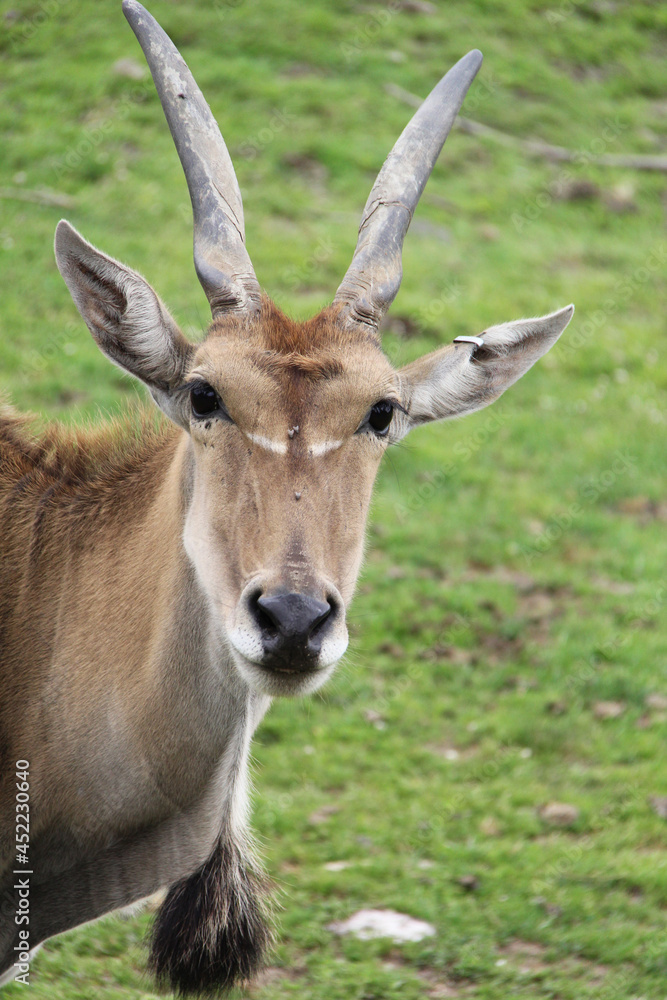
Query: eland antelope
[{"left": 0, "top": 1, "right": 573, "bottom": 993}]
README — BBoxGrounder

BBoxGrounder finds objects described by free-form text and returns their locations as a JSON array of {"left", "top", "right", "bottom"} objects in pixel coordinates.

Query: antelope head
[{"left": 54, "top": 1, "right": 573, "bottom": 698}]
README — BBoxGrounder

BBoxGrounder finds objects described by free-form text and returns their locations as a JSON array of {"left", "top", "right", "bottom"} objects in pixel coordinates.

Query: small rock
[
  {"left": 593, "top": 700, "right": 625, "bottom": 720},
  {"left": 603, "top": 182, "right": 638, "bottom": 213},
  {"left": 398, "top": 0, "right": 436, "bottom": 11},
  {"left": 324, "top": 860, "right": 352, "bottom": 871},
  {"left": 539, "top": 802, "right": 580, "bottom": 826},
  {"left": 386, "top": 564, "right": 407, "bottom": 580},
  {"left": 532, "top": 895, "right": 563, "bottom": 917},
  {"left": 649, "top": 796, "right": 667, "bottom": 820},
  {"left": 457, "top": 874, "right": 479, "bottom": 892},
  {"left": 428, "top": 745, "right": 460, "bottom": 761},
  {"left": 328, "top": 909, "right": 436, "bottom": 942},
  {"left": 112, "top": 57, "right": 146, "bottom": 80},
  {"left": 307, "top": 804, "right": 339, "bottom": 825},
  {"left": 590, "top": 575, "right": 635, "bottom": 595},
  {"left": 646, "top": 693, "right": 667, "bottom": 711},
  {"left": 479, "top": 223, "right": 500, "bottom": 241},
  {"left": 363, "top": 708, "right": 386, "bottom": 730}
]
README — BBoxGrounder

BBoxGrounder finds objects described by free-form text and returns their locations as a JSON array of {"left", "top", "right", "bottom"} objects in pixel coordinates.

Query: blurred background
[{"left": 1, "top": 1, "right": 666, "bottom": 997}]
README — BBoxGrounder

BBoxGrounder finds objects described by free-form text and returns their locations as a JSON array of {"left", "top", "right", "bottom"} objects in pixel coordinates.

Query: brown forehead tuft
[
  {"left": 257, "top": 350, "right": 344, "bottom": 380},
  {"left": 206, "top": 296, "right": 382, "bottom": 358}
]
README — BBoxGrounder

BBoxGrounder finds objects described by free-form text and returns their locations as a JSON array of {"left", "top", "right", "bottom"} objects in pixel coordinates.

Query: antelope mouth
[{"left": 229, "top": 646, "right": 337, "bottom": 697}]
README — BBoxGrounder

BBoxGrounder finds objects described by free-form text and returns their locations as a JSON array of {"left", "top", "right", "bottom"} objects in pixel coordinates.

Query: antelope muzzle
[{"left": 229, "top": 581, "right": 348, "bottom": 696}]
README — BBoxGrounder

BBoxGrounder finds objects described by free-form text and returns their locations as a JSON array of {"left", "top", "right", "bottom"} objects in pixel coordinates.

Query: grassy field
[{"left": 1, "top": 0, "right": 666, "bottom": 997}]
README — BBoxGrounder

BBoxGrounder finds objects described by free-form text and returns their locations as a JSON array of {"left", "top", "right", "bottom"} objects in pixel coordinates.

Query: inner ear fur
[
  {"left": 55, "top": 219, "right": 192, "bottom": 391},
  {"left": 398, "top": 305, "right": 574, "bottom": 428}
]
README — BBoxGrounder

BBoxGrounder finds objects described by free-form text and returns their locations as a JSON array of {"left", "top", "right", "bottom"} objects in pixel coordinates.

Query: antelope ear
[
  {"left": 55, "top": 220, "right": 193, "bottom": 408},
  {"left": 396, "top": 305, "right": 574, "bottom": 433}
]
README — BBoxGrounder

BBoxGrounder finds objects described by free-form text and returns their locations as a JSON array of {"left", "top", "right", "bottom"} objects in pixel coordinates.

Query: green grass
[{"left": 1, "top": 0, "right": 666, "bottom": 997}]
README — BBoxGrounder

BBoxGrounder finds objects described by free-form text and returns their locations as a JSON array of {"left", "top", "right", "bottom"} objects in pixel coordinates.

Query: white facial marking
[
  {"left": 243, "top": 433, "right": 343, "bottom": 457},
  {"left": 308, "top": 439, "right": 343, "bottom": 457},
  {"left": 228, "top": 626, "right": 265, "bottom": 664},
  {"left": 246, "top": 432, "right": 288, "bottom": 455}
]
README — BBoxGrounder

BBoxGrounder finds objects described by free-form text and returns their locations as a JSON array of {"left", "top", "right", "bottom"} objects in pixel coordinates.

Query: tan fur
[
  {"left": 0, "top": 89, "right": 574, "bottom": 1000},
  {"left": 0, "top": 7, "right": 575, "bottom": 988},
  {"left": 0, "top": 262, "right": 571, "bottom": 990}
]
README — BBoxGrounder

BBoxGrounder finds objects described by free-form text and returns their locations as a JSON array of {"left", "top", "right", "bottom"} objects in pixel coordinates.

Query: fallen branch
[
  {"left": 0, "top": 187, "right": 76, "bottom": 209},
  {"left": 384, "top": 82, "right": 667, "bottom": 172}
]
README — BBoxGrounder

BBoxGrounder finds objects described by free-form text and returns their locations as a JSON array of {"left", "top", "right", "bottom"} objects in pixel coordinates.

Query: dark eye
[
  {"left": 190, "top": 382, "right": 219, "bottom": 418},
  {"left": 368, "top": 400, "right": 394, "bottom": 435}
]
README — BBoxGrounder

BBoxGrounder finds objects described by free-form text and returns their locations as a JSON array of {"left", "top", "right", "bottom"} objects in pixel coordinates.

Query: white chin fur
[
  {"left": 227, "top": 625, "right": 349, "bottom": 697},
  {"left": 229, "top": 648, "right": 339, "bottom": 698}
]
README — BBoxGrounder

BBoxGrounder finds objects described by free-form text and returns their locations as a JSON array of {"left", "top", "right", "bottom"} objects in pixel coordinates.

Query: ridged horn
[
  {"left": 122, "top": 0, "right": 261, "bottom": 318},
  {"left": 334, "top": 50, "right": 483, "bottom": 331}
]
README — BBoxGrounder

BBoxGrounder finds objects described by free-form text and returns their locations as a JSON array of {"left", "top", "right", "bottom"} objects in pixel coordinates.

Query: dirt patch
[
  {"left": 308, "top": 803, "right": 340, "bottom": 825},
  {"left": 416, "top": 967, "right": 478, "bottom": 997},
  {"left": 425, "top": 742, "right": 480, "bottom": 762},
  {"left": 420, "top": 571, "right": 571, "bottom": 666},
  {"left": 497, "top": 940, "right": 610, "bottom": 983},
  {"left": 281, "top": 153, "right": 328, "bottom": 188},
  {"left": 380, "top": 314, "right": 424, "bottom": 339},
  {"left": 460, "top": 564, "right": 535, "bottom": 591},
  {"left": 592, "top": 700, "right": 626, "bottom": 720},
  {"left": 247, "top": 964, "right": 306, "bottom": 994},
  {"left": 498, "top": 939, "right": 550, "bottom": 973},
  {"left": 616, "top": 496, "right": 667, "bottom": 524},
  {"left": 539, "top": 801, "right": 580, "bottom": 826}
]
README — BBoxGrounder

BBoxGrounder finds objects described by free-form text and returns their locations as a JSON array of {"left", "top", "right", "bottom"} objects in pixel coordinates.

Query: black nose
[{"left": 250, "top": 592, "right": 333, "bottom": 666}]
